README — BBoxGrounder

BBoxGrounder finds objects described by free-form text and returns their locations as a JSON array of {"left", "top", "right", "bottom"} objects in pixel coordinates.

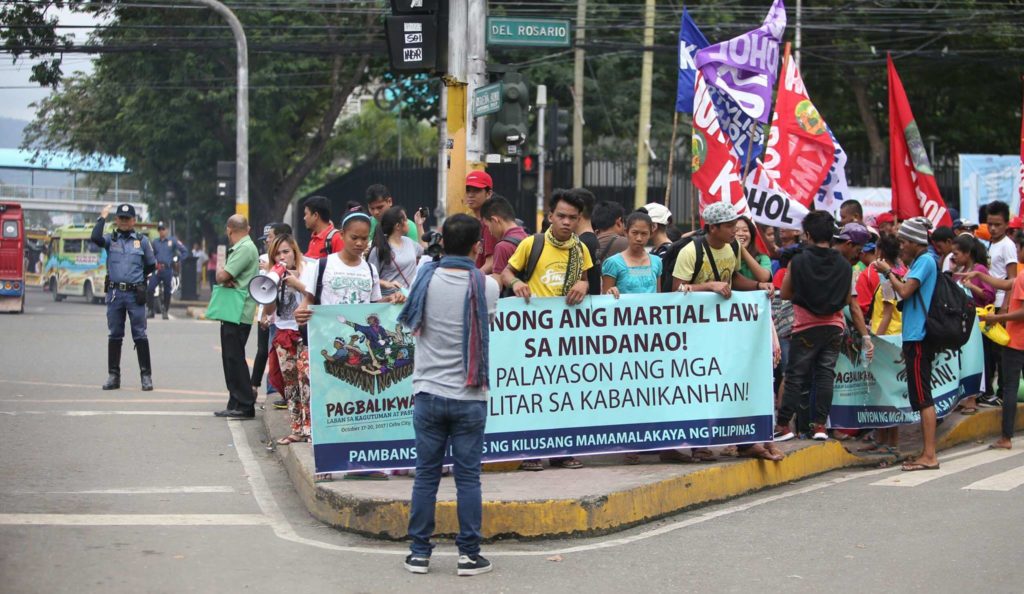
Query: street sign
[
  {"left": 486, "top": 17, "right": 571, "bottom": 48},
  {"left": 473, "top": 82, "right": 503, "bottom": 117}
]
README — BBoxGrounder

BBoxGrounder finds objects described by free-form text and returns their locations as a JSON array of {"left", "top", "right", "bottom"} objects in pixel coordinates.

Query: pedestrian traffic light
[
  {"left": 521, "top": 154, "right": 539, "bottom": 192},
  {"left": 216, "top": 161, "right": 235, "bottom": 200},
  {"left": 546, "top": 101, "right": 570, "bottom": 152},
  {"left": 384, "top": 0, "right": 439, "bottom": 73},
  {"left": 489, "top": 72, "right": 530, "bottom": 155}
]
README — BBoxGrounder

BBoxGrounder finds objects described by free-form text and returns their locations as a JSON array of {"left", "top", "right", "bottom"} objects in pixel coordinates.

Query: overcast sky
[{"left": 0, "top": 8, "right": 102, "bottom": 123}]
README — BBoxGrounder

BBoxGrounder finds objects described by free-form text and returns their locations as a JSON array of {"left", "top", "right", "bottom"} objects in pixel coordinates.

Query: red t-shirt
[
  {"left": 491, "top": 226, "right": 529, "bottom": 276},
  {"left": 305, "top": 224, "right": 344, "bottom": 259},
  {"left": 856, "top": 265, "right": 880, "bottom": 316},
  {"left": 474, "top": 222, "right": 498, "bottom": 269}
]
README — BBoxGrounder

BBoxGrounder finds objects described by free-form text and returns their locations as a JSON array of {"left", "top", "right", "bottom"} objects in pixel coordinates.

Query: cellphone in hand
[{"left": 417, "top": 207, "right": 430, "bottom": 220}]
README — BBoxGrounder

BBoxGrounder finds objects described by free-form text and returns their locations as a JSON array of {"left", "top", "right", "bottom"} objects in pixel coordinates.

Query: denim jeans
[
  {"left": 778, "top": 325, "right": 843, "bottom": 428},
  {"left": 1000, "top": 347, "right": 1024, "bottom": 439},
  {"left": 408, "top": 392, "right": 488, "bottom": 557}
]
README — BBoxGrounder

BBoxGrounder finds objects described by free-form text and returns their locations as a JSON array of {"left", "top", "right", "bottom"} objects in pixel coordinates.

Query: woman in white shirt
[{"left": 369, "top": 206, "right": 424, "bottom": 298}]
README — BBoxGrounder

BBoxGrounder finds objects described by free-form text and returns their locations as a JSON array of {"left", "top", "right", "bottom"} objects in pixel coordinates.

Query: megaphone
[{"left": 248, "top": 263, "right": 286, "bottom": 305}]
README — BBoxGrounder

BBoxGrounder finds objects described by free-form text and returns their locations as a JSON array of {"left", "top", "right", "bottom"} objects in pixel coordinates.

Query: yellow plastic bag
[{"left": 977, "top": 305, "right": 1010, "bottom": 346}]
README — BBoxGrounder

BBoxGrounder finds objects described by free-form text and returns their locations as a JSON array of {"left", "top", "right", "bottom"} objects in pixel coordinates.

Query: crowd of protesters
[{"left": 212, "top": 172, "right": 1023, "bottom": 576}]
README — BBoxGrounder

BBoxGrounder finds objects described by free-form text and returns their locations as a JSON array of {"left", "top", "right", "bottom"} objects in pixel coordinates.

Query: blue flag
[{"left": 675, "top": 8, "right": 709, "bottom": 113}]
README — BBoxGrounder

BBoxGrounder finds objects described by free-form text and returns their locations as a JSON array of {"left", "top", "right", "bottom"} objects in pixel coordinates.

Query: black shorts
[{"left": 903, "top": 341, "right": 935, "bottom": 412}]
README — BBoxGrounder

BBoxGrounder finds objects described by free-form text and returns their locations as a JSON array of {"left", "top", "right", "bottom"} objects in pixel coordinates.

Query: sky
[{"left": 0, "top": 8, "right": 103, "bottom": 123}]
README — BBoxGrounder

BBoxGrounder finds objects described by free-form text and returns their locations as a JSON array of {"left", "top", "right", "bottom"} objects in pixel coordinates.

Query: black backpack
[
  {"left": 501, "top": 233, "right": 546, "bottom": 298},
  {"left": 320, "top": 228, "right": 340, "bottom": 257},
  {"left": 653, "top": 233, "right": 739, "bottom": 293},
  {"left": 915, "top": 260, "right": 975, "bottom": 351}
]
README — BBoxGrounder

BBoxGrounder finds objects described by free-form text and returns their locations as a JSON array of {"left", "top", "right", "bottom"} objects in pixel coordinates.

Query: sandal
[
  {"left": 658, "top": 449, "right": 693, "bottom": 463},
  {"left": 960, "top": 407, "right": 977, "bottom": 415},
  {"left": 549, "top": 457, "right": 583, "bottom": 469},
  {"left": 738, "top": 443, "right": 784, "bottom": 462},
  {"left": 690, "top": 448, "right": 716, "bottom": 462},
  {"left": 857, "top": 441, "right": 884, "bottom": 454},
  {"left": 276, "top": 434, "right": 308, "bottom": 445},
  {"left": 314, "top": 473, "right": 333, "bottom": 483},
  {"left": 519, "top": 459, "right": 544, "bottom": 472},
  {"left": 624, "top": 454, "right": 641, "bottom": 465},
  {"left": 343, "top": 471, "right": 389, "bottom": 481}
]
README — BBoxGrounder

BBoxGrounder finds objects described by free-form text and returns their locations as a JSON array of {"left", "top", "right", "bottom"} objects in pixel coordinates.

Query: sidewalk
[{"left": 260, "top": 402, "right": 1024, "bottom": 540}]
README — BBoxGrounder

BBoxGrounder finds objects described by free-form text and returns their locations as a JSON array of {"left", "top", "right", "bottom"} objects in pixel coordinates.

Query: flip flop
[
  {"left": 518, "top": 460, "right": 545, "bottom": 472},
  {"left": 738, "top": 444, "right": 783, "bottom": 462},
  {"left": 549, "top": 457, "right": 584, "bottom": 469},
  {"left": 988, "top": 443, "right": 1012, "bottom": 450},
  {"left": 901, "top": 462, "right": 940, "bottom": 472},
  {"left": 343, "top": 471, "right": 389, "bottom": 481}
]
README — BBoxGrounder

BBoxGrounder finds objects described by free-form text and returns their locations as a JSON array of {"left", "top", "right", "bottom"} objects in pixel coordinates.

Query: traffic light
[
  {"left": 545, "top": 101, "right": 570, "bottom": 152},
  {"left": 384, "top": 0, "right": 439, "bottom": 73},
  {"left": 216, "top": 161, "right": 235, "bottom": 200},
  {"left": 520, "top": 153, "right": 539, "bottom": 192},
  {"left": 489, "top": 72, "right": 530, "bottom": 155}
]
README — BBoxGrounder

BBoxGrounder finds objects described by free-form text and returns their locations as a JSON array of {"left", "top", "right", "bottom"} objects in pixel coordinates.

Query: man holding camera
[{"left": 91, "top": 203, "right": 157, "bottom": 392}]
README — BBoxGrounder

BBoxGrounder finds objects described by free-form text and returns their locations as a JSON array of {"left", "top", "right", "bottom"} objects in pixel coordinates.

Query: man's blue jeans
[{"left": 407, "top": 392, "right": 487, "bottom": 557}]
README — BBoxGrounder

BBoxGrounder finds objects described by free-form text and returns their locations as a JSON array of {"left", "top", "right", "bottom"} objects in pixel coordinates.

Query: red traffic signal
[{"left": 522, "top": 154, "right": 537, "bottom": 173}]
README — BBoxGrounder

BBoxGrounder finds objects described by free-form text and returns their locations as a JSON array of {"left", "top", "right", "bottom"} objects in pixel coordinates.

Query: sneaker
[
  {"left": 773, "top": 424, "right": 794, "bottom": 442},
  {"left": 272, "top": 398, "right": 288, "bottom": 410},
  {"left": 404, "top": 554, "right": 429, "bottom": 574},
  {"left": 977, "top": 395, "right": 1002, "bottom": 408},
  {"left": 811, "top": 424, "right": 829, "bottom": 441},
  {"left": 457, "top": 554, "right": 493, "bottom": 576}
]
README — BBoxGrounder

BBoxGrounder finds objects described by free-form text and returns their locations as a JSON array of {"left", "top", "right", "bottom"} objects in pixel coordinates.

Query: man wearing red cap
[
  {"left": 465, "top": 170, "right": 498, "bottom": 272},
  {"left": 875, "top": 212, "right": 896, "bottom": 238}
]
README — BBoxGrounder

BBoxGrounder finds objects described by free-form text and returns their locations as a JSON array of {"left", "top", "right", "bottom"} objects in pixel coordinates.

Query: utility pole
[
  {"left": 536, "top": 85, "right": 547, "bottom": 233},
  {"left": 634, "top": 0, "right": 655, "bottom": 208},
  {"left": 466, "top": 0, "right": 488, "bottom": 167},
  {"left": 795, "top": 0, "right": 802, "bottom": 69},
  {"left": 572, "top": 0, "right": 586, "bottom": 187},
  {"left": 444, "top": 0, "right": 469, "bottom": 217},
  {"left": 437, "top": 84, "right": 449, "bottom": 217},
  {"left": 191, "top": 0, "right": 248, "bottom": 219}
]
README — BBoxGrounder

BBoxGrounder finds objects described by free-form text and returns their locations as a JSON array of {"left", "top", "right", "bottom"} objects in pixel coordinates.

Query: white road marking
[
  {"left": 0, "top": 379, "right": 224, "bottom": 397},
  {"left": 962, "top": 463, "right": 1024, "bottom": 492},
  {"left": 0, "top": 411, "right": 210, "bottom": 417},
  {"left": 229, "top": 420, "right": 990, "bottom": 558},
  {"left": 871, "top": 448, "right": 1024, "bottom": 488},
  {"left": 17, "top": 486, "right": 236, "bottom": 495},
  {"left": 0, "top": 514, "right": 268, "bottom": 526}
]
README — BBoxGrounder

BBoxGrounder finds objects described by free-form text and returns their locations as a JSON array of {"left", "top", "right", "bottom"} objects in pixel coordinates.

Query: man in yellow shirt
[
  {"left": 502, "top": 190, "right": 593, "bottom": 305},
  {"left": 672, "top": 202, "right": 772, "bottom": 296},
  {"left": 500, "top": 189, "right": 592, "bottom": 472}
]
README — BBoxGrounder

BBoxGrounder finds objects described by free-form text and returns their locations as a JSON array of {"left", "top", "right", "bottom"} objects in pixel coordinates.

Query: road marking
[
  {"left": 870, "top": 448, "right": 1024, "bottom": 488},
  {"left": 0, "top": 399, "right": 223, "bottom": 404},
  {"left": 0, "top": 514, "right": 268, "bottom": 526},
  {"left": 0, "top": 411, "right": 210, "bottom": 417},
  {"left": 17, "top": 486, "right": 236, "bottom": 495},
  {"left": 229, "top": 421, "right": 989, "bottom": 558},
  {"left": 0, "top": 379, "right": 224, "bottom": 397},
  {"left": 962, "top": 463, "right": 1024, "bottom": 492}
]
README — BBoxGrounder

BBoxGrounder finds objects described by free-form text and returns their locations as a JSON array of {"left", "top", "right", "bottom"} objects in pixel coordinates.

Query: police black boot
[
  {"left": 136, "top": 339, "right": 154, "bottom": 392},
  {"left": 102, "top": 339, "right": 121, "bottom": 390},
  {"left": 147, "top": 294, "right": 156, "bottom": 319},
  {"left": 161, "top": 292, "right": 170, "bottom": 320}
]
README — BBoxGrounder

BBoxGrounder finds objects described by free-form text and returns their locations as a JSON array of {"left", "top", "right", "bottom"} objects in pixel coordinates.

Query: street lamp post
[{"left": 190, "top": 0, "right": 249, "bottom": 220}]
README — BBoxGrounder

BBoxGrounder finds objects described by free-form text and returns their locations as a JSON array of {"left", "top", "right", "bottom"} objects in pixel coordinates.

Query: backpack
[
  {"left": 320, "top": 228, "right": 340, "bottom": 257},
  {"left": 915, "top": 260, "right": 975, "bottom": 351},
  {"left": 501, "top": 233, "right": 545, "bottom": 298},
  {"left": 653, "top": 233, "right": 739, "bottom": 293}
]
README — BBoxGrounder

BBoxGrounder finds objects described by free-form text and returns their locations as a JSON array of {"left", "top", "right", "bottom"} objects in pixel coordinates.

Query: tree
[{"left": 13, "top": 2, "right": 382, "bottom": 240}]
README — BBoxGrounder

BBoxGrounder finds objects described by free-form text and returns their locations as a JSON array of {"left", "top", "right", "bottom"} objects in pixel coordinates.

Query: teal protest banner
[
  {"left": 829, "top": 324, "right": 984, "bottom": 429},
  {"left": 306, "top": 293, "right": 775, "bottom": 473}
]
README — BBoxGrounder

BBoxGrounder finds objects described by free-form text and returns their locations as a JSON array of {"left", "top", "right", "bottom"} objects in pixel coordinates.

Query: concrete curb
[{"left": 261, "top": 404, "right": 1024, "bottom": 541}]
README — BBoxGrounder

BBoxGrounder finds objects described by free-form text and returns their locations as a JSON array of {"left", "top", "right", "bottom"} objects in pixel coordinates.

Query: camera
[
  {"left": 417, "top": 207, "right": 430, "bottom": 220},
  {"left": 423, "top": 230, "right": 443, "bottom": 262}
]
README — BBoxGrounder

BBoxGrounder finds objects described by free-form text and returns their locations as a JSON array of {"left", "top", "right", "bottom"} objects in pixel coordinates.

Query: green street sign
[
  {"left": 473, "top": 82, "right": 503, "bottom": 117},
  {"left": 486, "top": 17, "right": 571, "bottom": 48}
]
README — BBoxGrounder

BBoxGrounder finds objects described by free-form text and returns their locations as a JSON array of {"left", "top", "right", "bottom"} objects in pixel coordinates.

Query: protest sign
[
  {"left": 829, "top": 324, "right": 983, "bottom": 429},
  {"left": 307, "top": 293, "right": 775, "bottom": 473}
]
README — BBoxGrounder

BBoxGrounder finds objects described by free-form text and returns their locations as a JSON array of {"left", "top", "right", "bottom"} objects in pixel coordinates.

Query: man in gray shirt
[{"left": 398, "top": 214, "right": 499, "bottom": 577}]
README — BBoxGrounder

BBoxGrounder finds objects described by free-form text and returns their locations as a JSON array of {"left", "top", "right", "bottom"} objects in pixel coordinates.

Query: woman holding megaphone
[{"left": 260, "top": 234, "right": 310, "bottom": 446}]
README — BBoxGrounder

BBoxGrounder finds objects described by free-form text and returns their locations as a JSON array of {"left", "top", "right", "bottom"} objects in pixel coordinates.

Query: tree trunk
[{"left": 847, "top": 66, "right": 887, "bottom": 186}]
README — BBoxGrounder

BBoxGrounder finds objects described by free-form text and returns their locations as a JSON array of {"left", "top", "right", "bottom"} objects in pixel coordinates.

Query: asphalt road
[{"left": 2, "top": 288, "right": 1023, "bottom": 593}]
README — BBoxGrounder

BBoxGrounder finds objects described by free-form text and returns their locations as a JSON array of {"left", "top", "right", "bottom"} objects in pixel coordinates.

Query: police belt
[{"left": 106, "top": 281, "right": 142, "bottom": 291}]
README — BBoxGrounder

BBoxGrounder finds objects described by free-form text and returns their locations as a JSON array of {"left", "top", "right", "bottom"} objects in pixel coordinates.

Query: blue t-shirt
[
  {"left": 601, "top": 252, "right": 663, "bottom": 294},
  {"left": 902, "top": 253, "right": 937, "bottom": 342}
]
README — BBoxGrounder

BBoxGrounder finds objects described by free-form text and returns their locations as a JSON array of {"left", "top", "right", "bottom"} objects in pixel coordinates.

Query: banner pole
[{"left": 664, "top": 111, "right": 680, "bottom": 205}]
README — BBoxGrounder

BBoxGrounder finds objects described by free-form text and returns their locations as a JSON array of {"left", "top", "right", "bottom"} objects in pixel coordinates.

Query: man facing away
[
  {"left": 398, "top": 214, "right": 499, "bottom": 576},
  {"left": 302, "top": 195, "right": 344, "bottom": 259}
]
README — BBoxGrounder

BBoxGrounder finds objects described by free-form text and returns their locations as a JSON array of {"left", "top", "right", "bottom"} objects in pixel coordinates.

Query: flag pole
[{"left": 665, "top": 111, "right": 680, "bottom": 205}]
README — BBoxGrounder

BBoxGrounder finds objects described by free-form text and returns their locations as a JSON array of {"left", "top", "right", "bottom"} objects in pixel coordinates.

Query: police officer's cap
[
  {"left": 115, "top": 203, "right": 137, "bottom": 218},
  {"left": 157, "top": 221, "right": 167, "bottom": 230}
]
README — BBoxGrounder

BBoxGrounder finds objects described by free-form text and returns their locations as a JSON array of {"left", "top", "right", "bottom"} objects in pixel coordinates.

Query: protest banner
[
  {"left": 814, "top": 127, "right": 850, "bottom": 216},
  {"left": 958, "top": 154, "right": 1021, "bottom": 221},
  {"left": 307, "top": 293, "right": 775, "bottom": 473},
  {"left": 829, "top": 324, "right": 984, "bottom": 429}
]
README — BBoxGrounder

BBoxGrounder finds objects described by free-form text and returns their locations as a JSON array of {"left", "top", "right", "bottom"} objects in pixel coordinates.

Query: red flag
[
  {"left": 763, "top": 48, "right": 835, "bottom": 207},
  {"left": 1018, "top": 78, "right": 1024, "bottom": 216},
  {"left": 888, "top": 54, "right": 952, "bottom": 228}
]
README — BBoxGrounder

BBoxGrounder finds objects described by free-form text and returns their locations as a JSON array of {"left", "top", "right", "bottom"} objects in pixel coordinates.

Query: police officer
[
  {"left": 149, "top": 222, "right": 188, "bottom": 319},
  {"left": 91, "top": 203, "right": 157, "bottom": 391}
]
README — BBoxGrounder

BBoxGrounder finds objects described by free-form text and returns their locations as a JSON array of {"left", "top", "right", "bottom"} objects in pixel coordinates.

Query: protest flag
[
  {"left": 763, "top": 46, "right": 835, "bottom": 207},
  {"left": 887, "top": 54, "right": 952, "bottom": 228},
  {"left": 675, "top": 7, "right": 709, "bottom": 114},
  {"left": 1018, "top": 77, "right": 1024, "bottom": 216},
  {"left": 815, "top": 127, "right": 850, "bottom": 216}
]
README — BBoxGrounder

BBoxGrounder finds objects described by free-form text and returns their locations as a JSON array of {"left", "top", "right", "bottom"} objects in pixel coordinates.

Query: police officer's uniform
[
  {"left": 148, "top": 224, "right": 187, "bottom": 319},
  {"left": 90, "top": 203, "right": 157, "bottom": 391}
]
